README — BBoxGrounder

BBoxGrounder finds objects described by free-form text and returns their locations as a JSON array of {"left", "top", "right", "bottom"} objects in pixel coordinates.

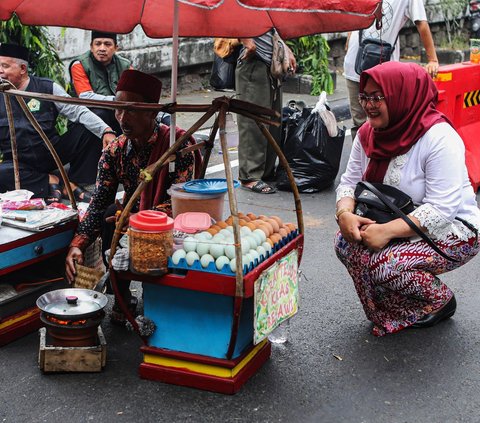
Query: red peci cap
[
  {"left": 116, "top": 69, "right": 162, "bottom": 103},
  {"left": 129, "top": 210, "right": 173, "bottom": 232}
]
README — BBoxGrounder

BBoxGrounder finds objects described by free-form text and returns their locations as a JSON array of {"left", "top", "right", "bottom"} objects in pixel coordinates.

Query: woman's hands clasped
[{"left": 337, "top": 212, "right": 375, "bottom": 244}]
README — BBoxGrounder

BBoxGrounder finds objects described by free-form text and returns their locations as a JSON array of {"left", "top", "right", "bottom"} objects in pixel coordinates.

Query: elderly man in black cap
[
  {"left": 0, "top": 43, "right": 116, "bottom": 203},
  {"left": 66, "top": 69, "right": 199, "bottom": 325}
]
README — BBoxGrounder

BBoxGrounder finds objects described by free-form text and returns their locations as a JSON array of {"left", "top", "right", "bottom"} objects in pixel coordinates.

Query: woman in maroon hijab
[{"left": 334, "top": 62, "right": 480, "bottom": 336}]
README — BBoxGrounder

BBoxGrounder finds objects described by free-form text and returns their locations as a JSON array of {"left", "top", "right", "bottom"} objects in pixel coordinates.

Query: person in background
[
  {"left": 0, "top": 43, "right": 116, "bottom": 203},
  {"left": 70, "top": 31, "right": 170, "bottom": 132},
  {"left": 65, "top": 70, "right": 198, "bottom": 325},
  {"left": 235, "top": 30, "right": 296, "bottom": 194},
  {"left": 334, "top": 62, "right": 480, "bottom": 337},
  {"left": 344, "top": 0, "right": 439, "bottom": 141}
]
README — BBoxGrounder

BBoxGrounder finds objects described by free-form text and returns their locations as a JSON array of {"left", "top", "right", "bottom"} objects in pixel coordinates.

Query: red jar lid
[{"left": 129, "top": 210, "right": 174, "bottom": 232}]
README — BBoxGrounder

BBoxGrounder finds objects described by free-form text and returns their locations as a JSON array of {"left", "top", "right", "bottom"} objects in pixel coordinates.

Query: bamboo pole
[
  {"left": 3, "top": 94, "right": 21, "bottom": 190},
  {"left": 217, "top": 103, "right": 245, "bottom": 359},
  {"left": 256, "top": 122, "right": 304, "bottom": 235},
  {"left": 198, "top": 114, "right": 220, "bottom": 179}
]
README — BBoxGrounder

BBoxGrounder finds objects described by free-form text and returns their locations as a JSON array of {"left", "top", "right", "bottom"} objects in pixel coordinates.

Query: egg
[
  {"left": 229, "top": 258, "right": 238, "bottom": 273},
  {"left": 171, "top": 249, "right": 186, "bottom": 265},
  {"left": 266, "top": 218, "right": 280, "bottom": 233},
  {"left": 219, "top": 228, "right": 231, "bottom": 238},
  {"left": 244, "top": 235, "right": 258, "bottom": 250},
  {"left": 270, "top": 215, "right": 284, "bottom": 226},
  {"left": 237, "top": 212, "right": 248, "bottom": 221},
  {"left": 265, "top": 238, "right": 274, "bottom": 247},
  {"left": 246, "top": 212, "right": 257, "bottom": 221},
  {"left": 226, "top": 226, "right": 234, "bottom": 233},
  {"left": 238, "top": 219, "right": 248, "bottom": 227},
  {"left": 194, "top": 232, "right": 207, "bottom": 240},
  {"left": 246, "top": 222, "right": 257, "bottom": 232},
  {"left": 183, "top": 236, "right": 198, "bottom": 252},
  {"left": 258, "top": 224, "right": 271, "bottom": 237},
  {"left": 215, "top": 255, "right": 230, "bottom": 271},
  {"left": 250, "top": 231, "right": 262, "bottom": 246},
  {"left": 257, "top": 214, "right": 268, "bottom": 221},
  {"left": 286, "top": 222, "right": 297, "bottom": 233},
  {"left": 200, "top": 231, "right": 213, "bottom": 240},
  {"left": 240, "top": 226, "right": 252, "bottom": 236},
  {"left": 278, "top": 227, "right": 288, "bottom": 238},
  {"left": 244, "top": 253, "right": 253, "bottom": 267},
  {"left": 262, "top": 242, "right": 272, "bottom": 254},
  {"left": 196, "top": 240, "right": 210, "bottom": 257},
  {"left": 210, "top": 224, "right": 222, "bottom": 232},
  {"left": 200, "top": 253, "right": 215, "bottom": 268},
  {"left": 210, "top": 243, "right": 225, "bottom": 259},
  {"left": 240, "top": 238, "right": 250, "bottom": 254},
  {"left": 225, "top": 216, "right": 234, "bottom": 225},
  {"left": 206, "top": 227, "right": 218, "bottom": 236},
  {"left": 216, "top": 220, "right": 227, "bottom": 229},
  {"left": 256, "top": 245, "right": 267, "bottom": 259},
  {"left": 270, "top": 233, "right": 281, "bottom": 244},
  {"left": 185, "top": 251, "right": 200, "bottom": 266},
  {"left": 260, "top": 221, "right": 274, "bottom": 236},
  {"left": 253, "top": 228, "right": 267, "bottom": 243},
  {"left": 249, "top": 249, "right": 260, "bottom": 263},
  {"left": 212, "top": 233, "right": 225, "bottom": 243},
  {"left": 224, "top": 244, "right": 236, "bottom": 259}
]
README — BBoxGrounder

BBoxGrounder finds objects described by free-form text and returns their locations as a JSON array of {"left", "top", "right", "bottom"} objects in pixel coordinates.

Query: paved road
[{"left": 2, "top": 77, "right": 480, "bottom": 423}]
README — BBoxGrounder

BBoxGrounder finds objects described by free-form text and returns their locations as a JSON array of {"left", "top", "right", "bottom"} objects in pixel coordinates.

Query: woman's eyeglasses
[{"left": 358, "top": 94, "right": 385, "bottom": 107}]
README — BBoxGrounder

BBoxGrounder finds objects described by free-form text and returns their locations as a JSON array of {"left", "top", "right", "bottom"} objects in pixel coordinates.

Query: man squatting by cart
[
  {"left": 0, "top": 43, "right": 116, "bottom": 204},
  {"left": 66, "top": 69, "right": 199, "bottom": 325}
]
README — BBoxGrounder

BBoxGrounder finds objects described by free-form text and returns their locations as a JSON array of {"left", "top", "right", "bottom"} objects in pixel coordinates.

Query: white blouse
[{"left": 336, "top": 122, "right": 480, "bottom": 241}]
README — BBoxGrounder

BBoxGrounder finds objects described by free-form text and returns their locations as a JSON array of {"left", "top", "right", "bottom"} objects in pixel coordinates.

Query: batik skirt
[{"left": 334, "top": 230, "right": 479, "bottom": 336}]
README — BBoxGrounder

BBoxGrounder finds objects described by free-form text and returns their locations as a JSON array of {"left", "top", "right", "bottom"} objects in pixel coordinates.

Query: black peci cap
[
  {"left": 91, "top": 31, "right": 117, "bottom": 43},
  {"left": 0, "top": 43, "right": 29, "bottom": 62}
]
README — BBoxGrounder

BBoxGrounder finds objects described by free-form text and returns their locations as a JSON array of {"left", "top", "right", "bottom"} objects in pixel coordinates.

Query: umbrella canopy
[{"left": 0, "top": 0, "right": 382, "bottom": 39}]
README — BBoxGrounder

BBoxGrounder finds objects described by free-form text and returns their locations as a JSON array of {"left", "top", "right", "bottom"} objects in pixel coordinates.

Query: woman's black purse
[
  {"left": 354, "top": 181, "right": 460, "bottom": 262},
  {"left": 354, "top": 182, "right": 414, "bottom": 224}
]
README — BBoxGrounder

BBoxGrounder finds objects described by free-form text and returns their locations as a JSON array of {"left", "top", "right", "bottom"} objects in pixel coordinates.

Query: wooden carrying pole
[{"left": 3, "top": 94, "right": 21, "bottom": 189}]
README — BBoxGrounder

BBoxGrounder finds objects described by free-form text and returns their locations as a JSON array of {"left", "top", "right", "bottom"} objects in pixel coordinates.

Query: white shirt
[
  {"left": 344, "top": 0, "right": 428, "bottom": 83},
  {"left": 336, "top": 122, "right": 480, "bottom": 241}
]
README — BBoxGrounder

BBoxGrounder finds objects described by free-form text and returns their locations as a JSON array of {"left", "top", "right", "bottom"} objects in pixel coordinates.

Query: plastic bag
[
  {"left": 210, "top": 55, "right": 236, "bottom": 90},
  {"left": 210, "top": 45, "right": 241, "bottom": 91},
  {"left": 276, "top": 103, "right": 345, "bottom": 193}
]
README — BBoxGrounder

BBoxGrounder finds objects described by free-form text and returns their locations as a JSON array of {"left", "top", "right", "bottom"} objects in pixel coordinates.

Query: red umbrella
[{"left": 0, "top": 0, "right": 382, "bottom": 39}]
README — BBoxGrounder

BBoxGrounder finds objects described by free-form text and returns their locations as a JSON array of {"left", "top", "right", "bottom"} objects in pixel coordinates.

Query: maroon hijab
[{"left": 357, "top": 62, "right": 450, "bottom": 182}]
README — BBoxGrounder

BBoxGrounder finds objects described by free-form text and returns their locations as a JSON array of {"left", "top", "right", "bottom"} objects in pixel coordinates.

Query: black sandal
[
  {"left": 64, "top": 186, "right": 92, "bottom": 203},
  {"left": 241, "top": 180, "right": 277, "bottom": 194},
  {"left": 46, "top": 182, "right": 63, "bottom": 204}
]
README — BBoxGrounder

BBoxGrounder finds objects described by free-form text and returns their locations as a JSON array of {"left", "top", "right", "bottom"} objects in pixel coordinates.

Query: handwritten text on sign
[{"left": 253, "top": 249, "right": 299, "bottom": 344}]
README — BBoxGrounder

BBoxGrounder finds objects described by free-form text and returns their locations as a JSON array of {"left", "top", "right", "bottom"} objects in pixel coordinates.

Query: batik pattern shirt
[{"left": 70, "top": 123, "right": 194, "bottom": 251}]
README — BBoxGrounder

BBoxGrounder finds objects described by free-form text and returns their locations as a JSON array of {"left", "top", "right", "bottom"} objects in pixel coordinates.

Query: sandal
[
  {"left": 45, "top": 182, "right": 63, "bottom": 204},
  {"left": 64, "top": 186, "right": 93, "bottom": 203},
  {"left": 241, "top": 180, "right": 277, "bottom": 194}
]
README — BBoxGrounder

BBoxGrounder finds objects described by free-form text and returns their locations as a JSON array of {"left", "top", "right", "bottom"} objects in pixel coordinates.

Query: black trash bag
[
  {"left": 276, "top": 110, "right": 345, "bottom": 193},
  {"left": 210, "top": 45, "right": 241, "bottom": 91}
]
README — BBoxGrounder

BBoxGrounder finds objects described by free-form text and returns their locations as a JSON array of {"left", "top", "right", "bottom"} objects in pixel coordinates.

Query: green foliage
[
  {"left": 0, "top": 15, "right": 68, "bottom": 134},
  {"left": 430, "top": 0, "right": 469, "bottom": 47},
  {"left": 286, "top": 35, "right": 334, "bottom": 96}
]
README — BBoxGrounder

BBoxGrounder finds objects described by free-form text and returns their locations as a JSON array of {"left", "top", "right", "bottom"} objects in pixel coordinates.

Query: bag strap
[{"left": 358, "top": 181, "right": 460, "bottom": 262}]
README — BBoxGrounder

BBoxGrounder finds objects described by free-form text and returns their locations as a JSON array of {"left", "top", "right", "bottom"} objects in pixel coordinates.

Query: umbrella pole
[{"left": 169, "top": 0, "right": 180, "bottom": 172}]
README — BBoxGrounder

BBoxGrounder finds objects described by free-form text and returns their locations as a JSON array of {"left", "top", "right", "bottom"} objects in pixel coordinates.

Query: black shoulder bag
[
  {"left": 354, "top": 181, "right": 467, "bottom": 262},
  {"left": 354, "top": 30, "right": 398, "bottom": 75}
]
